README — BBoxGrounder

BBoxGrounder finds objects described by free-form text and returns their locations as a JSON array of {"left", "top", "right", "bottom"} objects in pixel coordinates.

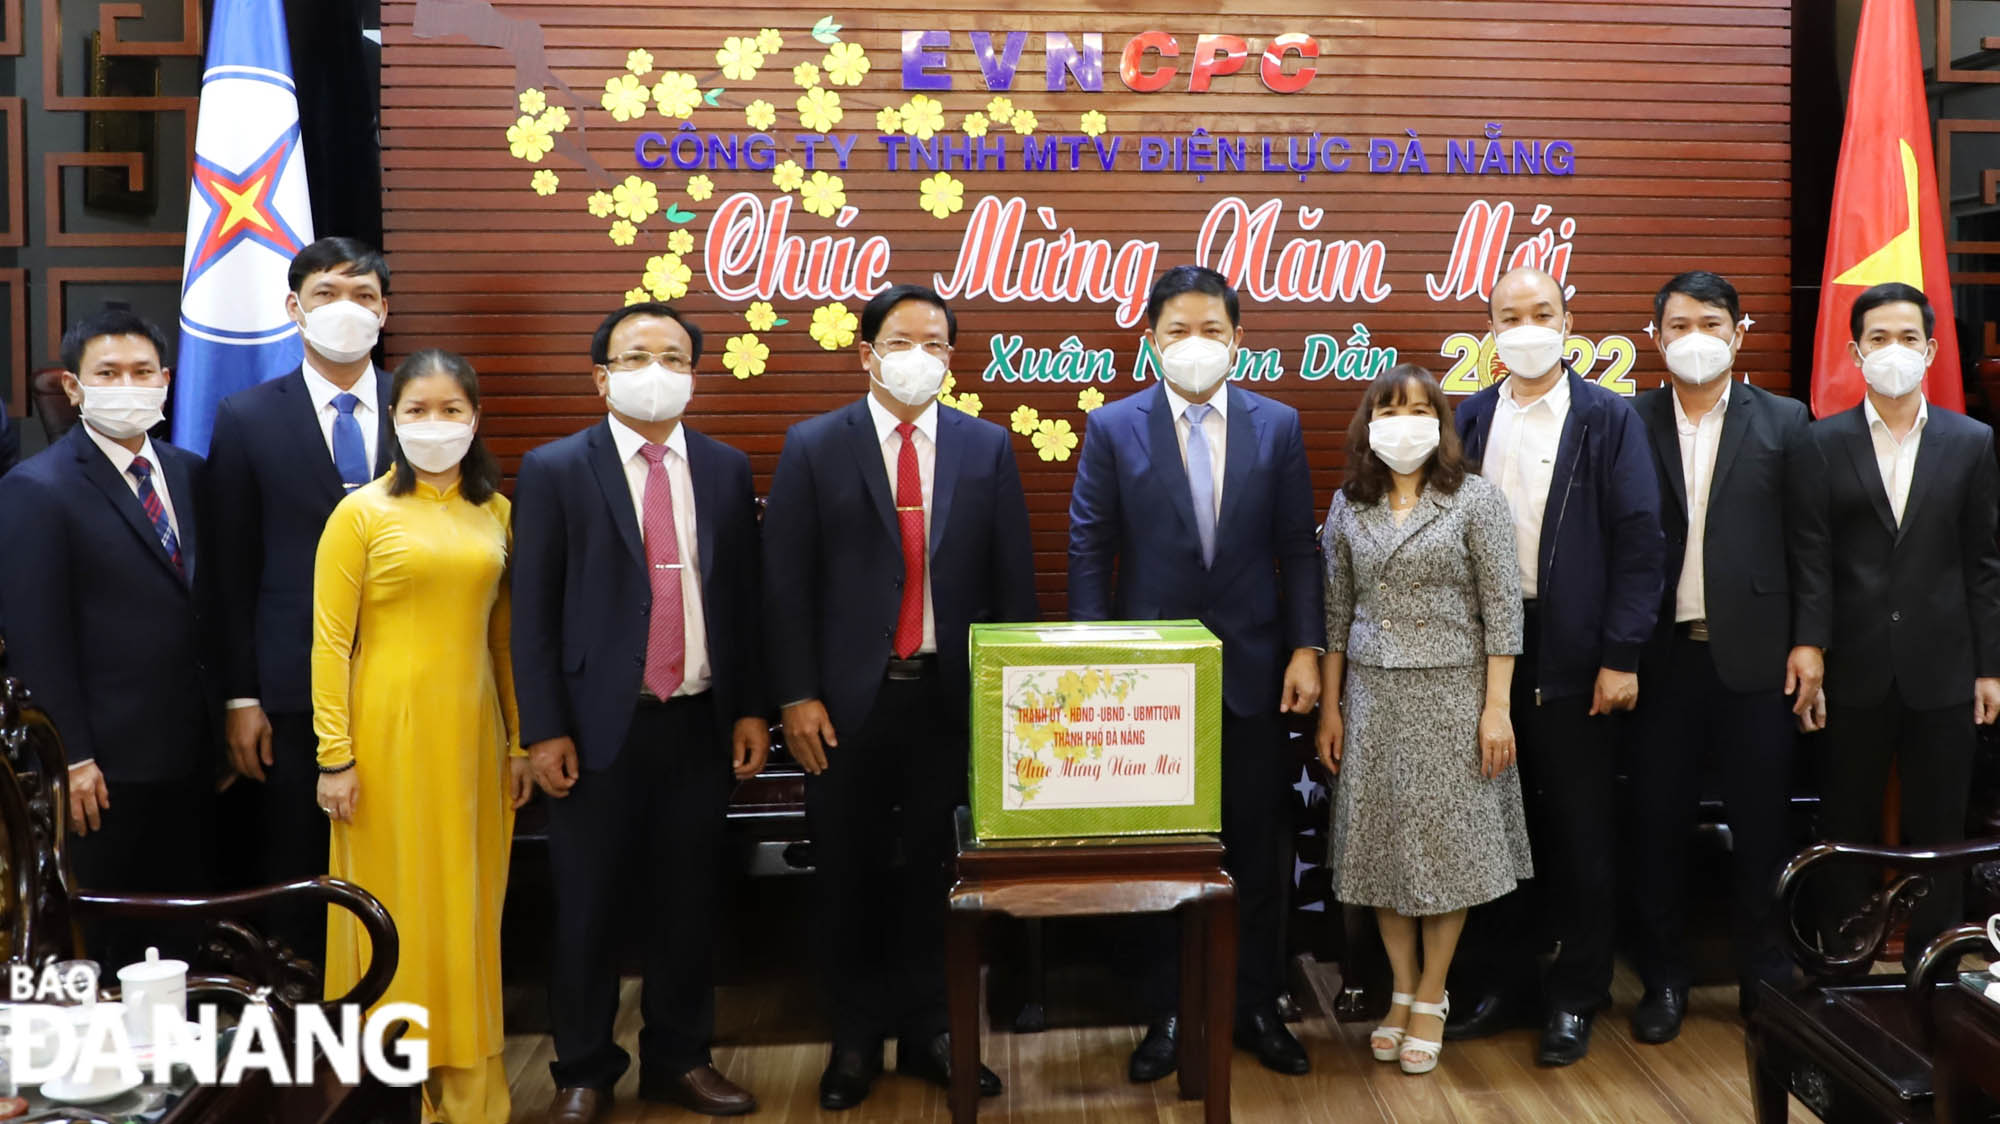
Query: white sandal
[
  {"left": 1400, "top": 993, "right": 1450, "bottom": 1075},
  {"left": 1370, "top": 992, "right": 1415, "bottom": 1061}
]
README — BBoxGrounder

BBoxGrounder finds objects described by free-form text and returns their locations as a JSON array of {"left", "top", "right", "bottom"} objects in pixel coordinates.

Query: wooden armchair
[
  {"left": 0, "top": 661, "right": 419, "bottom": 1123},
  {"left": 1746, "top": 837, "right": 2000, "bottom": 1123}
]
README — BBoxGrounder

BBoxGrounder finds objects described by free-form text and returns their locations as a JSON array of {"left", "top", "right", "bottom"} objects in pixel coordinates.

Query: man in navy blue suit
[
  {"left": 1067, "top": 265, "right": 1325, "bottom": 1080},
  {"left": 763, "top": 283, "right": 1038, "bottom": 1111},
  {"left": 205, "top": 237, "right": 396, "bottom": 962},
  {"left": 0, "top": 305, "right": 217, "bottom": 967},
  {"left": 511, "top": 302, "right": 768, "bottom": 1123}
]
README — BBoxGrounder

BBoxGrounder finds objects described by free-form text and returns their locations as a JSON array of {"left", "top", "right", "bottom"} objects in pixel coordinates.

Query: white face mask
[
  {"left": 1663, "top": 332, "right": 1736, "bottom": 385},
  {"left": 1860, "top": 343, "right": 1928, "bottom": 399},
  {"left": 298, "top": 299, "right": 382, "bottom": 365},
  {"left": 606, "top": 363, "right": 693, "bottom": 422},
  {"left": 1367, "top": 415, "right": 1441, "bottom": 476},
  {"left": 1494, "top": 324, "right": 1565, "bottom": 380},
  {"left": 872, "top": 347, "right": 949, "bottom": 406},
  {"left": 77, "top": 384, "right": 167, "bottom": 440},
  {"left": 396, "top": 420, "right": 476, "bottom": 474},
  {"left": 1158, "top": 336, "right": 1233, "bottom": 398}
]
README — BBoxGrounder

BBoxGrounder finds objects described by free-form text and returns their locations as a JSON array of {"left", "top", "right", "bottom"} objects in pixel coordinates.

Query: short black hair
[
  {"left": 1850, "top": 282, "right": 1934, "bottom": 341},
  {"left": 61, "top": 302, "right": 171, "bottom": 373},
  {"left": 1146, "top": 265, "right": 1239, "bottom": 328},
  {"left": 860, "top": 284, "right": 957, "bottom": 346},
  {"left": 1654, "top": 270, "right": 1740, "bottom": 326},
  {"left": 386, "top": 348, "right": 502, "bottom": 506},
  {"left": 289, "top": 237, "right": 390, "bottom": 295},
  {"left": 590, "top": 302, "right": 705, "bottom": 366}
]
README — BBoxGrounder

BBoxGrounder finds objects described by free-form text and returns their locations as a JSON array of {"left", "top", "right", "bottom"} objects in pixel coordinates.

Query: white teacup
[{"left": 115, "top": 948, "right": 186, "bottom": 1050}]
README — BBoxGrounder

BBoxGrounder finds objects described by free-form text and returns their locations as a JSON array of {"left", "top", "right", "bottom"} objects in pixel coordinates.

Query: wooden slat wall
[{"left": 380, "top": 0, "right": 1792, "bottom": 612}]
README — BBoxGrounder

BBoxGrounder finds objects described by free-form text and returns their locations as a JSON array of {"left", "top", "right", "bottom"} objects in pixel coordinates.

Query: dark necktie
[{"left": 128, "top": 455, "right": 182, "bottom": 576}]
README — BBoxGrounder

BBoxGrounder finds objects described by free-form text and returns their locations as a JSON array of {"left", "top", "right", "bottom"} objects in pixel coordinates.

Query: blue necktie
[
  {"left": 127, "top": 456, "right": 182, "bottom": 575},
  {"left": 1184, "top": 402, "right": 1216, "bottom": 566},
  {"left": 332, "top": 392, "right": 370, "bottom": 489}
]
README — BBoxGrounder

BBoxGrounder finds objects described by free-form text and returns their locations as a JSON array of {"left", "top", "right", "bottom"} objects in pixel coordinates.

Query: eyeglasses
[
  {"left": 872, "top": 338, "right": 952, "bottom": 360},
  {"left": 603, "top": 349, "right": 695, "bottom": 373}
]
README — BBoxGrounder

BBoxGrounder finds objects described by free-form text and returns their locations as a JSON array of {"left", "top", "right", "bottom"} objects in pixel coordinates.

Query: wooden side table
[
  {"left": 1933, "top": 970, "right": 2000, "bottom": 1123},
  {"left": 945, "top": 809, "right": 1236, "bottom": 1124}
]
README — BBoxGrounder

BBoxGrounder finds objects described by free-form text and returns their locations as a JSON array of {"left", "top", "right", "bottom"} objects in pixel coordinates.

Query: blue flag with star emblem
[{"left": 172, "top": 0, "right": 314, "bottom": 454}]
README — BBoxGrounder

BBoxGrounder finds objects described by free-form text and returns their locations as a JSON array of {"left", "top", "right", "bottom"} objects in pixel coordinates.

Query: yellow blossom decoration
[
  {"left": 799, "top": 170, "right": 846, "bottom": 218},
  {"left": 793, "top": 62, "right": 821, "bottom": 89},
  {"left": 1032, "top": 417, "right": 1078, "bottom": 461},
  {"left": 755, "top": 28, "right": 784, "bottom": 55},
  {"left": 918, "top": 172, "right": 964, "bottom": 219},
  {"left": 716, "top": 36, "right": 764, "bottom": 82},
  {"left": 1013, "top": 109, "right": 1039, "bottom": 135},
  {"left": 746, "top": 302, "right": 778, "bottom": 331},
  {"left": 951, "top": 392, "right": 983, "bottom": 417},
  {"left": 962, "top": 112, "right": 989, "bottom": 138},
  {"left": 506, "top": 114, "right": 553, "bottom": 162},
  {"left": 986, "top": 96, "right": 1015, "bottom": 123},
  {"left": 518, "top": 88, "right": 546, "bottom": 114},
  {"left": 900, "top": 94, "right": 945, "bottom": 140},
  {"left": 1010, "top": 405, "right": 1040, "bottom": 435},
  {"left": 939, "top": 372, "right": 958, "bottom": 398},
  {"left": 531, "top": 169, "right": 559, "bottom": 195},
  {"left": 538, "top": 105, "right": 569, "bottom": 133},
  {"left": 771, "top": 159, "right": 805, "bottom": 192},
  {"left": 1080, "top": 110, "right": 1108, "bottom": 138},
  {"left": 609, "top": 220, "right": 637, "bottom": 246},
  {"left": 723, "top": 333, "right": 770, "bottom": 379},
  {"left": 667, "top": 229, "right": 694, "bottom": 255},
  {"left": 652, "top": 71, "right": 701, "bottom": 119},
  {"left": 626, "top": 48, "right": 654, "bottom": 76},
  {"left": 625, "top": 287, "right": 651, "bottom": 306},
  {"left": 823, "top": 41, "right": 870, "bottom": 86},
  {"left": 875, "top": 106, "right": 902, "bottom": 134},
  {"left": 745, "top": 99, "right": 777, "bottom": 131},
  {"left": 797, "top": 87, "right": 843, "bottom": 132},
  {"left": 1078, "top": 386, "right": 1106, "bottom": 411},
  {"left": 686, "top": 174, "right": 714, "bottom": 202},
  {"left": 643, "top": 254, "right": 691, "bottom": 300},
  {"left": 611, "top": 175, "right": 659, "bottom": 222},
  {"left": 809, "top": 302, "right": 858, "bottom": 350},
  {"left": 587, "top": 191, "right": 615, "bottom": 218},
  {"left": 601, "top": 74, "right": 650, "bottom": 122}
]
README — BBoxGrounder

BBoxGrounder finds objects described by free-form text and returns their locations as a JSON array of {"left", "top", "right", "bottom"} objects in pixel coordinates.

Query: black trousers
[
  {"left": 70, "top": 772, "right": 217, "bottom": 970},
  {"left": 1626, "top": 631, "right": 1795, "bottom": 992},
  {"left": 1816, "top": 683, "right": 1975, "bottom": 968},
  {"left": 1144, "top": 708, "right": 1292, "bottom": 1017},
  {"left": 547, "top": 693, "right": 730, "bottom": 1089},
  {"left": 1449, "top": 604, "right": 1618, "bottom": 1016},
  {"left": 803, "top": 667, "right": 963, "bottom": 1051},
  {"left": 257, "top": 710, "right": 330, "bottom": 966}
]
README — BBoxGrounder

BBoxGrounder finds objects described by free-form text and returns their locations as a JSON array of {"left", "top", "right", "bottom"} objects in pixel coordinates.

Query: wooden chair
[
  {"left": 1745, "top": 837, "right": 2000, "bottom": 1123},
  {"left": 0, "top": 657, "right": 419, "bottom": 1123}
]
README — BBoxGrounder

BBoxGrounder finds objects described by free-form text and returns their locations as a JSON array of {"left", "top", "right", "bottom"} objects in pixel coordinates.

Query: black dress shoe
[
  {"left": 818, "top": 1048, "right": 882, "bottom": 1111},
  {"left": 1234, "top": 1008, "right": 1311, "bottom": 1076},
  {"left": 897, "top": 1032, "right": 1002, "bottom": 1097},
  {"left": 1537, "top": 1011, "right": 1593, "bottom": 1067},
  {"left": 1129, "top": 1015, "right": 1178, "bottom": 1083},
  {"left": 1444, "top": 990, "right": 1533, "bottom": 1041},
  {"left": 1631, "top": 987, "right": 1688, "bottom": 1045}
]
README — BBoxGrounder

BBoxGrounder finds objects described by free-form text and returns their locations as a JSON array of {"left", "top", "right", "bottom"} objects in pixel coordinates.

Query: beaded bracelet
[{"left": 317, "top": 761, "right": 356, "bottom": 775}]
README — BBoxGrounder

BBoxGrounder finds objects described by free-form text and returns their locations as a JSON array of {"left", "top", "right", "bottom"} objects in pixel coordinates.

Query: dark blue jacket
[
  {"left": 1456, "top": 367, "right": 1665, "bottom": 701},
  {"left": 0, "top": 426, "right": 215, "bottom": 781},
  {"left": 204, "top": 367, "right": 396, "bottom": 712},
  {"left": 1066, "top": 383, "right": 1323, "bottom": 718},
  {"left": 510, "top": 419, "right": 767, "bottom": 772},
  {"left": 762, "top": 398, "right": 1039, "bottom": 734}
]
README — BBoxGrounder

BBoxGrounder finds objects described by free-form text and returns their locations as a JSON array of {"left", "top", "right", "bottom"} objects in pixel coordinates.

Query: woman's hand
[
  {"left": 317, "top": 769, "right": 359, "bottom": 824},
  {"left": 509, "top": 757, "right": 534, "bottom": 809},
  {"left": 1315, "top": 704, "right": 1345, "bottom": 775},
  {"left": 1478, "top": 704, "right": 1515, "bottom": 779}
]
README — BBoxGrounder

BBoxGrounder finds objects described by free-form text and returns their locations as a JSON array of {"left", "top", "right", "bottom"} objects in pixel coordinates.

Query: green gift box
[{"left": 969, "top": 620, "right": 1222, "bottom": 841}]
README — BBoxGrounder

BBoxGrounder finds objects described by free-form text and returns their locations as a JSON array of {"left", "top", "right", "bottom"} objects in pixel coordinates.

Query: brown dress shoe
[
  {"left": 646, "top": 1064, "right": 757, "bottom": 1117},
  {"left": 546, "top": 1086, "right": 605, "bottom": 1124}
]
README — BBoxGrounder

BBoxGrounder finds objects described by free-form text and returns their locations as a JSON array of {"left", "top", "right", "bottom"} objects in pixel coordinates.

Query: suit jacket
[
  {"left": 762, "top": 398, "right": 1039, "bottom": 735},
  {"left": 1635, "top": 382, "right": 1828, "bottom": 693},
  {"left": 511, "top": 419, "right": 767, "bottom": 771},
  {"left": 205, "top": 367, "right": 395, "bottom": 712},
  {"left": 0, "top": 425, "right": 214, "bottom": 781},
  {"left": 1804, "top": 403, "right": 2000, "bottom": 710},
  {"left": 1066, "top": 383, "right": 1323, "bottom": 718}
]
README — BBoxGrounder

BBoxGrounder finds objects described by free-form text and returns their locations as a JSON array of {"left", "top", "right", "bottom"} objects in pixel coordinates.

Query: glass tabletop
[{"left": 1957, "top": 969, "right": 2000, "bottom": 1011}]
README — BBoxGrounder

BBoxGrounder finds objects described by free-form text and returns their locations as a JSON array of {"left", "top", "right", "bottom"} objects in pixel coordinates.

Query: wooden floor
[{"left": 500, "top": 961, "right": 1818, "bottom": 1123}]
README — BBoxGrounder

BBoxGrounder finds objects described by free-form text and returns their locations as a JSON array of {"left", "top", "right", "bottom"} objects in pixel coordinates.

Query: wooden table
[
  {"left": 1932, "top": 969, "right": 2000, "bottom": 1123},
  {"left": 945, "top": 810, "right": 1236, "bottom": 1124}
]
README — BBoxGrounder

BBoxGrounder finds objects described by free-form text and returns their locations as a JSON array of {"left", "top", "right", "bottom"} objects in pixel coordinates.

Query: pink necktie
[
  {"left": 638, "top": 444, "right": 685, "bottom": 698},
  {"left": 893, "top": 423, "right": 925, "bottom": 659}
]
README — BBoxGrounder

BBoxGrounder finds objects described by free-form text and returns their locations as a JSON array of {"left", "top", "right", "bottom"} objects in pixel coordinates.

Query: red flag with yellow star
[{"left": 1811, "top": 0, "right": 1962, "bottom": 417}]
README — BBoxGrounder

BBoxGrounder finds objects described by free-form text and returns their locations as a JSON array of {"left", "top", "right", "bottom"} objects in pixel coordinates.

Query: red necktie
[
  {"left": 893, "top": 422, "right": 925, "bottom": 659},
  {"left": 638, "top": 444, "right": 685, "bottom": 698}
]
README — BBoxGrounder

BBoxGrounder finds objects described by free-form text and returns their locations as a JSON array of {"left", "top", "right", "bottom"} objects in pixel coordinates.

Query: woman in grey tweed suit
[{"left": 1317, "top": 364, "right": 1534, "bottom": 1074}]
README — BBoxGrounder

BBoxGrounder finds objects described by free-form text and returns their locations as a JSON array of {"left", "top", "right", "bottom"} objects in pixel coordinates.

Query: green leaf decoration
[
  {"left": 811, "top": 15, "right": 842, "bottom": 44},
  {"left": 663, "top": 204, "right": 695, "bottom": 223},
  {"left": 772, "top": 318, "right": 789, "bottom": 327},
  {"left": 703, "top": 87, "right": 723, "bottom": 106}
]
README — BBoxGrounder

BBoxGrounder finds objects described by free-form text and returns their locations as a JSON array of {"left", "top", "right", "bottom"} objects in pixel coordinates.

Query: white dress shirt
[
  {"left": 607, "top": 414, "right": 710, "bottom": 695},
  {"left": 867, "top": 393, "right": 938, "bottom": 654},
  {"left": 1161, "top": 382, "right": 1228, "bottom": 516},
  {"left": 1482, "top": 374, "right": 1572, "bottom": 598},
  {"left": 1864, "top": 395, "right": 1928, "bottom": 526},
  {"left": 300, "top": 357, "right": 380, "bottom": 474},
  {"left": 1672, "top": 382, "right": 1730, "bottom": 622},
  {"left": 84, "top": 423, "right": 182, "bottom": 544}
]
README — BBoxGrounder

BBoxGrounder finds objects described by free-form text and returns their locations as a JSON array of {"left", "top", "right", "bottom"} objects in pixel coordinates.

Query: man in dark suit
[
  {"left": 513, "top": 302, "right": 767, "bottom": 1123},
  {"left": 1067, "top": 265, "right": 1325, "bottom": 1080},
  {"left": 204, "top": 237, "right": 395, "bottom": 960},
  {"left": 0, "top": 305, "right": 216, "bottom": 967},
  {"left": 764, "top": 283, "right": 1038, "bottom": 1111},
  {"left": 1626, "top": 271, "right": 1826, "bottom": 1042},
  {"left": 1445, "top": 267, "right": 1664, "bottom": 1065},
  {"left": 1804, "top": 281, "right": 2000, "bottom": 967}
]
